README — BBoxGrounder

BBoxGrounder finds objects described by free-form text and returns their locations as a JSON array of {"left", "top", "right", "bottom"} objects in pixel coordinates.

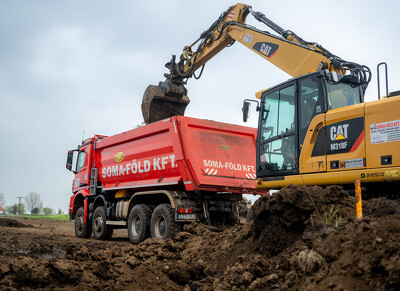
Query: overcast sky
[{"left": 1, "top": 0, "right": 399, "bottom": 212}]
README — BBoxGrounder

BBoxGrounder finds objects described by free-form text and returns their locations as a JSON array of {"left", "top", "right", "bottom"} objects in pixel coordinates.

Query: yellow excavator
[{"left": 142, "top": 3, "right": 400, "bottom": 195}]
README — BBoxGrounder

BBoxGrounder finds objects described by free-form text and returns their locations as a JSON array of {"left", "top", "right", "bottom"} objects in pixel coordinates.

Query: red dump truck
[{"left": 66, "top": 116, "right": 266, "bottom": 243}]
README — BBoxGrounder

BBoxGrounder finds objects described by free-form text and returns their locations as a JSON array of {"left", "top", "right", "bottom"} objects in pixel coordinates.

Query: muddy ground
[{"left": 1, "top": 184, "right": 400, "bottom": 290}]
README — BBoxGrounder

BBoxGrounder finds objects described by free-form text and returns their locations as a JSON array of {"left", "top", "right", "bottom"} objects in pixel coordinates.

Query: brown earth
[{"left": 1, "top": 184, "right": 400, "bottom": 290}]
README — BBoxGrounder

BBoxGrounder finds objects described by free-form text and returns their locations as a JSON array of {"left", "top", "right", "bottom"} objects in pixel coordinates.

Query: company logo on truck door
[{"left": 102, "top": 154, "right": 176, "bottom": 178}]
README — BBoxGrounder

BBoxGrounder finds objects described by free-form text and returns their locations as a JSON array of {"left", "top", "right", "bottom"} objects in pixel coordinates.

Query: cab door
[
  {"left": 72, "top": 143, "right": 93, "bottom": 193},
  {"left": 297, "top": 74, "right": 328, "bottom": 174},
  {"left": 257, "top": 82, "right": 298, "bottom": 177}
]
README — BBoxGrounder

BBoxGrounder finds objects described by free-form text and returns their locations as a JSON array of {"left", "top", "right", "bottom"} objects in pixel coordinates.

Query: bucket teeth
[{"left": 142, "top": 85, "right": 190, "bottom": 124}]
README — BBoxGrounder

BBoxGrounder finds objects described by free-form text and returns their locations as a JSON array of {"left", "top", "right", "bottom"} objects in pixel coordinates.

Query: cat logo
[
  {"left": 330, "top": 124, "right": 349, "bottom": 141},
  {"left": 252, "top": 42, "right": 279, "bottom": 58}
]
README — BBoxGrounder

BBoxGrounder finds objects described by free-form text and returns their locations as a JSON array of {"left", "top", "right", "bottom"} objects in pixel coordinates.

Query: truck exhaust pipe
[{"left": 141, "top": 81, "right": 190, "bottom": 124}]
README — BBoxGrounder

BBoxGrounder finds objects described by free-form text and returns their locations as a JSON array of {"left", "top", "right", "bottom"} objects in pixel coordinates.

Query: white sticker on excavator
[
  {"left": 370, "top": 119, "right": 400, "bottom": 144},
  {"left": 339, "top": 158, "right": 364, "bottom": 169},
  {"left": 244, "top": 33, "right": 253, "bottom": 44}
]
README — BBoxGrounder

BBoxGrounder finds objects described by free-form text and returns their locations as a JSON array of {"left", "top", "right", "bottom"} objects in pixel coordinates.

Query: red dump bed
[{"left": 95, "top": 116, "right": 259, "bottom": 193}]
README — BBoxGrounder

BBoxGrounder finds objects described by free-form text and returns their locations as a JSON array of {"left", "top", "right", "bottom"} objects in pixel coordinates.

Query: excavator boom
[{"left": 142, "top": 3, "right": 370, "bottom": 124}]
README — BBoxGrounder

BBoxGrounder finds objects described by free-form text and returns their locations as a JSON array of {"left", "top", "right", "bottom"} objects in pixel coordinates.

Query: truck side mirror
[
  {"left": 66, "top": 150, "right": 78, "bottom": 172},
  {"left": 242, "top": 101, "right": 251, "bottom": 123},
  {"left": 242, "top": 99, "right": 260, "bottom": 123}
]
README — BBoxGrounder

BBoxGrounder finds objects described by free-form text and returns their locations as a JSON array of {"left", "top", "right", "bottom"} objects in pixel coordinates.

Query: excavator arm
[{"left": 142, "top": 3, "right": 371, "bottom": 124}]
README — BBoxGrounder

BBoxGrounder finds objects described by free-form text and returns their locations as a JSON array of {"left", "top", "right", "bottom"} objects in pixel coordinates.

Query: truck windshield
[
  {"left": 76, "top": 151, "right": 86, "bottom": 172},
  {"left": 326, "top": 82, "right": 361, "bottom": 109}
]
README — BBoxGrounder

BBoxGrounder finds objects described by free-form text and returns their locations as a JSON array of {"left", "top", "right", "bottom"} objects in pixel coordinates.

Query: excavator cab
[{"left": 256, "top": 70, "right": 363, "bottom": 178}]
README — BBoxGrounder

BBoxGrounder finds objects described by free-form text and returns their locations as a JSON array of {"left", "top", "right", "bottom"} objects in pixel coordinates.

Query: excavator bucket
[{"left": 142, "top": 84, "right": 190, "bottom": 124}]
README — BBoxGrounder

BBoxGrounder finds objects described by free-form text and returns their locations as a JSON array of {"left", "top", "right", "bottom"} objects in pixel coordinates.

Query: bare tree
[
  {"left": 25, "top": 192, "right": 41, "bottom": 214},
  {"left": 0, "top": 192, "right": 5, "bottom": 207}
]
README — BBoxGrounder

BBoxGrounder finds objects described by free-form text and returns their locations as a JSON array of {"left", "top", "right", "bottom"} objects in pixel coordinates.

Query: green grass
[{"left": 12, "top": 214, "right": 70, "bottom": 221}]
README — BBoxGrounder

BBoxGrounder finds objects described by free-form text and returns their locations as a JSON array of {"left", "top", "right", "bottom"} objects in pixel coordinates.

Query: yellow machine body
[{"left": 257, "top": 94, "right": 400, "bottom": 190}]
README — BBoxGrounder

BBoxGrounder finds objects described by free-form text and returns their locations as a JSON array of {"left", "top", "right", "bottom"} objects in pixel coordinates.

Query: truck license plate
[{"left": 177, "top": 214, "right": 196, "bottom": 220}]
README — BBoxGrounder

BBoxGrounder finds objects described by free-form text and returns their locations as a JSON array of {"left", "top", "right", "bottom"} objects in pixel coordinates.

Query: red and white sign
[
  {"left": 245, "top": 173, "right": 256, "bottom": 180},
  {"left": 227, "top": 10, "right": 235, "bottom": 21},
  {"left": 205, "top": 168, "right": 218, "bottom": 176}
]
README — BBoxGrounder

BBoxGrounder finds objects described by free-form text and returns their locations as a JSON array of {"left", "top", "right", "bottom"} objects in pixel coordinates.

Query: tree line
[{"left": 0, "top": 192, "right": 63, "bottom": 215}]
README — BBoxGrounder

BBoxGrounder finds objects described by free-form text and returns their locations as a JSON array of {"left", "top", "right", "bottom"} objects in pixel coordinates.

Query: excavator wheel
[{"left": 142, "top": 84, "right": 190, "bottom": 124}]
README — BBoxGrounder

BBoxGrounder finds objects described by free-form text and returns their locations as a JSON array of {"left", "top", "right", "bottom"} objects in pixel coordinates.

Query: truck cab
[
  {"left": 67, "top": 140, "right": 92, "bottom": 193},
  {"left": 66, "top": 136, "right": 105, "bottom": 219}
]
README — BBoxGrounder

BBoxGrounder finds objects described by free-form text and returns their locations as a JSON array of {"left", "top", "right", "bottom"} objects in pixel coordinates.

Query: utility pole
[{"left": 17, "top": 196, "right": 23, "bottom": 215}]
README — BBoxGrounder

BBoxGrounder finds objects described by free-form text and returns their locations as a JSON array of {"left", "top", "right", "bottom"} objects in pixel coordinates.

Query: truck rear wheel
[
  {"left": 92, "top": 206, "right": 113, "bottom": 240},
  {"left": 150, "top": 204, "right": 181, "bottom": 240},
  {"left": 128, "top": 204, "right": 152, "bottom": 244},
  {"left": 75, "top": 207, "right": 92, "bottom": 238}
]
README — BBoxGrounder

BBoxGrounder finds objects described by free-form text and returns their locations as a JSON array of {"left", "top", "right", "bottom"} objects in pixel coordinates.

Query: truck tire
[
  {"left": 128, "top": 204, "right": 152, "bottom": 244},
  {"left": 150, "top": 204, "right": 181, "bottom": 240},
  {"left": 75, "top": 207, "right": 92, "bottom": 238},
  {"left": 245, "top": 208, "right": 254, "bottom": 223},
  {"left": 92, "top": 206, "right": 113, "bottom": 240}
]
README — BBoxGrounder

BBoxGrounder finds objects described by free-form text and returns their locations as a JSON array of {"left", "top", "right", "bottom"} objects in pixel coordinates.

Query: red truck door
[{"left": 72, "top": 142, "right": 93, "bottom": 193}]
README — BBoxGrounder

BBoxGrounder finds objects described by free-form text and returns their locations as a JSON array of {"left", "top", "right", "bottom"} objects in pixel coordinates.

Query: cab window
[
  {"left": 260, "top": 86, "right": 295, "bottom": 140},
  {"left": 76, "top": 151, "right": 86, "bottom": 172},
  {"left": 259, "top": 84, "right": 296, "bottom": 172},
  {"left": 327, "top": 82, "right": 361, "bottom": 109}
]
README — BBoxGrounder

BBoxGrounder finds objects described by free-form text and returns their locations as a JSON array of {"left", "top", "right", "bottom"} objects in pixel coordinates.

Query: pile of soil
[
  {"left": 1, "top": 184, "right": 400, "bottom": 290},
  {"left": 0, "top": 217, "right": 33, "bottom": 228}
]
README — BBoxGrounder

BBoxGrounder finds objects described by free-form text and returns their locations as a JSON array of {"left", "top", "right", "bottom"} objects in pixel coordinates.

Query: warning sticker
[
  {"left": 386, "top": 169, "right": 399, "bottom": 178},
  {"left": 243, "top": 33, "right": 253, "bottom": 44},
  {"left": 370, "top": 119, "right": 400, "bottom": 144},
  {"left": 339, "top": 158, "right": 364, "bottom": 169},
  {"left": 226, "top": 10, "right": 235, "bottom": 21}
]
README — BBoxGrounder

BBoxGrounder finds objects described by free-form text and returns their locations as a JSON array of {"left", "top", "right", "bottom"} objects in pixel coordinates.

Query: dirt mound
[
  {"left": 0, "top": 217, "right": 33, "bottom": 228},
  {"left": 1, "top": 185, "right": 400, "bottom": 290}
]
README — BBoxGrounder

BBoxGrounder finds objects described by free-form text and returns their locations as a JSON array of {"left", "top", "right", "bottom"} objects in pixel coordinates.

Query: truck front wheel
[
  {"left": 128, "top": 204, "right": 152, "bottom": 244},
  {"left": 150, "top": 204, "right": 181, "bottom": 240},
  {"left": 75, "top": 207, "right": 92, "bottom": 238},
  {"left": 92, "top": 206, "right": 113, "bottom": 240}
]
